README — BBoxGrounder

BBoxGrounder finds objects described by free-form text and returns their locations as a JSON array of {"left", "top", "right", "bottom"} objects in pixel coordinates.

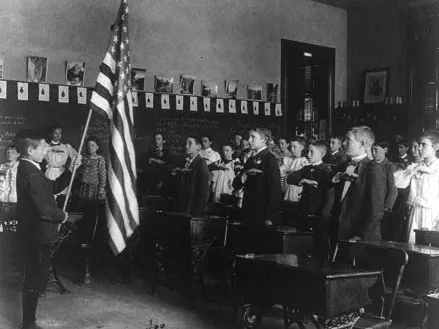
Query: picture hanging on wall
[
  {"left": 0, "top": 57, "right": 4, "bottom": 79},
  {"left": 154, "top": 76, "right": 174, "bottom": 93},
  {"left": 27, "top": 56, "right": 48, "bottom": 83},
  {"left": 225, "top": 80, "right": 238, "bottom": 99},
  {"left": 130, "top": 68, "right": 146, "bottom": 91},
  {"left": 66, "top": 61, "right": 86, "bottom": 86},
  {"left": 247, "top": 84, "right": 262, "bottom": 100},
  {"left": 363, "top": 67, "right": 390, "bottom": 104},
  {"left": 201, "top": 81, "right": 218, "bottom": 98},
  {"left": 179, "top": 75, "right": 195, "bottom": 95},
  {"left": 266, "top": 83, "right": 278, "bottom": 102}
]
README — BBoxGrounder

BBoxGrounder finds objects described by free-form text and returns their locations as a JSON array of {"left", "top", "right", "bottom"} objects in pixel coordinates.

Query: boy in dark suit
[
  {"left": 323, "top": 136, "right": 347, "bottom": 166},
  {"left": 233, "top": 127, "right": 281, "bottom": 253},
  {"left": 172, "top": 135, "right": 210, "bottom": 215},
  {"left": 16, "top": 131, "right": 81, "bottom": 329},
  {"left": 287, "top": 141, "right": 333, "bottom": 258},
  {"left": 330, "top": 126, "right": 386, "bottom": 256}
]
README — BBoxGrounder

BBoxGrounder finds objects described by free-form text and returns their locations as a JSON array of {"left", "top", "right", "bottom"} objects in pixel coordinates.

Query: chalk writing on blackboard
[
  {"left": 0, "top": 115, "right": 26, "bottom": 126},
  {"left": 0, "top": 131, "right": 17, "bottom": 149}
]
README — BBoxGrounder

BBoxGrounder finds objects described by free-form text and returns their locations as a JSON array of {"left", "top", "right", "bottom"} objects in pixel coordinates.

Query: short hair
[
  {"left": 278, "top": 136, "right": 288, "bottom": 143},
  {"left": 348, "top": 126, "right": 375, "bottom": 149},
  {"left": 186, "top": 134, "right": 201, "bottom": 145},
  {"left": 6, "top": 144, "right": 18, "bottom": 152},
  {"left": 231, "top": 132, "right": 243, "bottom": 138},
  {"left": 330, "top": 136, "right": 343, "bottom": 143},
  {"left": 397, "top": 138, "right": 410, "bottom": 148},
  {"left": 15, "top": 130, "right": 45, "bottom": 157},
  {"left": 290, "top": 136, "right": 307, "bottom": 148},
  {"left": 373, "top": 140, "right": 389, "bottom": 149},
  {"left": 310, "top": 140, "right": 327, "bottom": 155},
  {"left": 420, "top": 130, "right": 439, "bottom": 148},
  {"left": 154, "top": 132, "right": 165, "bottom": 140},
  {"left": 249, "top": 127, "right": 272, "bottom": 144},
  {"left": 200, "top": 134, "right": 213, "bottom": 141},
  {"left": 47, "top": 123, "right": 63, "bottom": 135},
  {"left": 222, "top": 143, "right": 234, "bottom": 150},
  {"left": 86, "top": 136, "right": 100, "bottom": 148}
]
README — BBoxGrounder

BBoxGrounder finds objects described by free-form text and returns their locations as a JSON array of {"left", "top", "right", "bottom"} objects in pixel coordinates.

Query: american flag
[{"left": 90, "top": 0, "right": 139, "bottom": 255}]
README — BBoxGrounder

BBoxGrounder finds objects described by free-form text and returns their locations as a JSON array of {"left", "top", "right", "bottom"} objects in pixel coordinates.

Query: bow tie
[{"left": 50, "top": 142, "right": 61, "bottom": 146}]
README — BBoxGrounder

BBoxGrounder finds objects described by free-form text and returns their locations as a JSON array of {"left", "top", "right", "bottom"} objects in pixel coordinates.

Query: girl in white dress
[
  {"left": 394, "top": 131, "right": 439, "bottom": 243},
  {"left": 44, "top": 125, "right": 77, "bottom": 197},
  {"left": 212, "top": 145, "right": 240, "bottom": 203},
  {"left": 0, "top": 145, "right": 20, "bottom": 203}
]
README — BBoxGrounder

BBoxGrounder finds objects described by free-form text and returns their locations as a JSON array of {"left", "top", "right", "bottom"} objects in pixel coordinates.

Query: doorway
[{"left": 281, "top": 40, "right": 335, "bottom": 139}]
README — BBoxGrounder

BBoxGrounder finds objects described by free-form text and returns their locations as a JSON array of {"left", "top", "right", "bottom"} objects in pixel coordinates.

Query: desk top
[
  {"left": 235, "top": 254, "right": 381, "bottom": 280},
  {"left": 366, "top": 241, "right": 439, "bottom": 257}
]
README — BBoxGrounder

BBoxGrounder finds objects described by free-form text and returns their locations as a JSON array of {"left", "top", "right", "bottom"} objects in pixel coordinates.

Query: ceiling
[{"left": 313, "top": 0, "right": 438, "bottom": 9}]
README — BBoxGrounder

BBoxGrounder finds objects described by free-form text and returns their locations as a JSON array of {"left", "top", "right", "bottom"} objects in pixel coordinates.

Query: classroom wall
[
  {"left": 0, "top": 0, "right": 347, "bottom": 102},
  {"left": 347, "top": 4, "right": 410, "bottom": 102}
]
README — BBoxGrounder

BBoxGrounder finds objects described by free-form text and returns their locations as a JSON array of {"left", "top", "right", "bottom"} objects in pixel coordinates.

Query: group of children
[{"left": 142, "top": 127, "right": 439, "bottom": 256}]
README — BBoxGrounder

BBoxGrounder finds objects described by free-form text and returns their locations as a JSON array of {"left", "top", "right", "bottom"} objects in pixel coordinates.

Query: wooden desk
[
  {"left": 233, "top": 254, "right": 381, "bottom": 328},
  {"left": 366, "top": 241, "right": 439, "bottom": 293}
]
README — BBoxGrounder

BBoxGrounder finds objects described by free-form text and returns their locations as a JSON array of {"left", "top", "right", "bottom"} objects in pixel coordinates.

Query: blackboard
[{"left": 0, "top": 80, "right": 284, "bottom": 165}]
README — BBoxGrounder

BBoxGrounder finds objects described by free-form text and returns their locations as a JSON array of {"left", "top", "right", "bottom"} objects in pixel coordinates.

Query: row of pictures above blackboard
[{"left": 131, "top": 71, "right": 279, "bottom": 102}]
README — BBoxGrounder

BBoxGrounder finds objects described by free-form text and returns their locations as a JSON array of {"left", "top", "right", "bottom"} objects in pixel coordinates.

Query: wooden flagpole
[{"left": 62, "top": 108, "right": 94, "bottom": 212}]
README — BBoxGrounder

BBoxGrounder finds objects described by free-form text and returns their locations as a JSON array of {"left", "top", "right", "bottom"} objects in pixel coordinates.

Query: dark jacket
[
  {"left": 287, "top": 162, "right": 333, "bottom": 218},
  {"left": 330, "top": 157, "right": 386, "bottom": 242},
  {"left": 323, "top": 150, "right": 348, "bottom": 166},
  {"left": 175, "top": 154, "right": 210, "bottom": 215},
  {"left": 233, "top": 148, "right": 281, "bottom": 226},
  {"left": 17, "top": 159, "right": 71, "bottom": 245},
  {"left": 376, "top": 158, "right": 398, "bottom": 210}
]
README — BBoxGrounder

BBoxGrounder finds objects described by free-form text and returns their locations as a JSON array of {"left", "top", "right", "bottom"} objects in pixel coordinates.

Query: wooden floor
[{"left": 0, "top": 267, "right": 422, "bottom": 329}]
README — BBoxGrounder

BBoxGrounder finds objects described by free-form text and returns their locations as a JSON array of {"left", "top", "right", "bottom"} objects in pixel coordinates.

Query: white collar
[
  {"left": 331, "top": 150, "right": 339, "bottom": 156},
  {"left": 352, "top": 153, "right": 368, "bottom": 162},
  {"left": 253, "top": 146, "right": 268, "bottom": 156},
  {"left": 21, "top": 158, "right": 41, "bottom": 170},
  {"left": 311, "top": 161, "right": 323, "bottom": 166},
  {"left": 400, "top": 153, "right": 407, "bottom": 160}
]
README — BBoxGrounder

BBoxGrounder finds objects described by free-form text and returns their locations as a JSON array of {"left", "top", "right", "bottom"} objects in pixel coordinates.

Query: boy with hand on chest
[
  {"left": 287, "top": 141, "right": 333, "bottom": 258},
  {"left": 232, "top": 127, "right": 281, "bottom": 253}
]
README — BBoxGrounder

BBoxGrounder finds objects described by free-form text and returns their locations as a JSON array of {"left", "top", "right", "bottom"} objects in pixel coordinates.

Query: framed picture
[
  {"left": 66, "top": 61, "right": 86, "bottom": 86},
  {"left": 27, "top": 56, "right": 48, "bottom": 83},
  {"left": 154, "top": 76, "right": 174, "bottom": 93},
  {"left": 179, "top": 75, "right": 195, "bottom": 95},
  {"left": 225, "top": 80, "right": 238, "bottom": 99},
  {"left": 266, "top": 83, "right": 278, "bottom": 102},
  {"left": 201, "top": 81, "right": 218, "bottom": 98},
  {"left": 247, "top": 84, "right": 262, "bottom": 100},
  {"left": 130, "top": 68, "right": 146, "bottom": 91},
  {"left": 363, "top": 68, "right": 390, "bottom": 104}
]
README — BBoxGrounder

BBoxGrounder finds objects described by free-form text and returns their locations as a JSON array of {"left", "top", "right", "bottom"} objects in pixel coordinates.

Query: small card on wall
[
  {"left": 264, "top": 103, "right": 271, "bottom": 116},
  {"left": 275, "top": 103, "right": 282, "bottom": 116},
  {"left": 190, "top": 96, "right": 197, "bottom": 111},
  {"left": 145, "top": 93, "right": 153, "bottom": 108},
  {"left": 216, "top": 99, "right": 224, "bottom": 113},
  {"left": 0, "top": 81, "right": 7, "bottom": 99},
  {"left": 161, "top": 94, "right": 170, "bottom": 109},
  {"left": 58, "top": 86, "right": 69, "bottom": 103},
  {"left": 176, "top": 95, "right": 183, "bottom": 111},
  {"left": 203, "top": 97, "right": 210, "bottom": 112},
  {"left": 77, "top": 87, "right": 86, "bottom": 104},
  {"left": 39, "top": 84, "right": 49, "bottom": 101},
  {"left": 132, "top": 91, "right": 139, "bottom": 107},
  {"left": 253, "top": 102, "right": 259, "bottom": 115},
  {"left": 229, "top": 99, "right": 236, "bottom": 113},
  {"left": 17, "top": 82, "right": 28, "bottom": 101},
  {"left": 241, "top": 100, "right": 248, "bottom": 114}
]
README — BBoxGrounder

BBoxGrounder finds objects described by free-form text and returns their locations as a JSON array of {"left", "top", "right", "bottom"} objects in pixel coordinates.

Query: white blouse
[{"left": 0, "top": 161, "right": 19, "bottom": 203}]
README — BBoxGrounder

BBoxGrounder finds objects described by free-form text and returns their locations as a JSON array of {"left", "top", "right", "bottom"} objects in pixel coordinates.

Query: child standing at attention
[
  {"left": 233, "top": 128, "right": 281, "bottom": 252},
  {"left": 323, "top": 136, "right": 347, "bottom": 166},
  {"left": 287, "top": 141, "right": 333, "bottom": 258},
  {"left": 394, "top": 131, "right": 439, "bottom": 243},
  {"left": 212, "top": 145, "right": 240, "bottom": 203},
  {"left": 283, "top": 137, "right": 309, "bottom": 202}
]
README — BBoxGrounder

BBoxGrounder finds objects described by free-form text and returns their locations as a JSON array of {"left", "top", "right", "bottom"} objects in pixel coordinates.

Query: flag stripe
[{"left": 89, "top": 0, "right": 139, "bottom": 255}]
